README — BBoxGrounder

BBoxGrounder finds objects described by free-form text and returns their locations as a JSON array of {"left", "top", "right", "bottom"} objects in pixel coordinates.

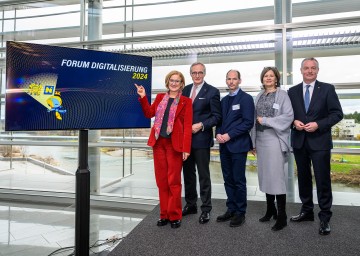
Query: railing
[
  {"left": 0, "top": 134, "right": 359, "bottom": 197},
  {"left": 1, "top": 134, "right": 359, "bottom": 154}
]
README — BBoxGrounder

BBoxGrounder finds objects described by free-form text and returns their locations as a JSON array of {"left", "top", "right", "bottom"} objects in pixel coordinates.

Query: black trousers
[
  {"left": 293, "top": 139, "right": 332, "bottom": 222},
  {"left": 183, "top": 148, "right": 212, "bottom": 212}
]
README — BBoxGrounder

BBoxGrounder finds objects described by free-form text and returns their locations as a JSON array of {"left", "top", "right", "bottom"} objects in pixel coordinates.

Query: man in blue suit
[
  {"left": 215, "top": 69, "right": 255, "bottom": 227},
  {"left": 288, "top": 57, "right": 343, "bottom": 235},
  {"left": 182, "top": 62, "right": 221, "bottom": 224}
]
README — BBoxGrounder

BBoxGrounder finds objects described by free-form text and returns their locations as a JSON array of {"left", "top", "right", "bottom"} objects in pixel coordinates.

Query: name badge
[
  {"left": 232, "top": 104, "right": 240, "bottom": 110},
  {"left": 273, "top": 103, "right": 280, "bottom": 110}
]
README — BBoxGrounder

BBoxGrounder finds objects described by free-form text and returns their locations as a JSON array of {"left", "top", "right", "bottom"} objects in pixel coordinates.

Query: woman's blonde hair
[{"left": 165, "top": 70, "right": 185, "bottom": 91}]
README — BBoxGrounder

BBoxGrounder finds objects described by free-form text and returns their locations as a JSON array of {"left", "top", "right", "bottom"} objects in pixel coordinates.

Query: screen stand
[{"left": 75, "top": 129, "right": 90, "bottom": 256}]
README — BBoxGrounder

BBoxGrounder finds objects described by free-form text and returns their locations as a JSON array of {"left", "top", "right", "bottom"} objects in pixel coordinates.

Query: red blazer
[{"left": 139, "top": 93, "right": 193, "bottom": 154}]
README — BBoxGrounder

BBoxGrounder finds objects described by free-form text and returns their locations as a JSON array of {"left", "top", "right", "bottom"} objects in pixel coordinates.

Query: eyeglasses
[
  {"left": 169, "top": 79, "right": 181, "bottom": 84},
  {"left": 191, "top": 71, "right": 204, "bottom": 76}
]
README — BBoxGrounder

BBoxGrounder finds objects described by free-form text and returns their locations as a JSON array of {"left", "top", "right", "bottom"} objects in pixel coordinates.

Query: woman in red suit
[{"left": 135, "top": 70, "right": 193, "bottom": 228}]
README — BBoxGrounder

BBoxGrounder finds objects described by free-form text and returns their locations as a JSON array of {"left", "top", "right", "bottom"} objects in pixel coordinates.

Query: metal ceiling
[
  {"left": 0, "top": 0, "right": 359, "bottom": 42},
  {"left": 0, "top": 0, "right": 359, "bottom": 65},
  {"left": 112, "top": 31, "right": 360, "bottom": 60}
]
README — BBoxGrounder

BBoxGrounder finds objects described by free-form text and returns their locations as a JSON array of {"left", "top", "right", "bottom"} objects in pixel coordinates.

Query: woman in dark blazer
[{"left": 135, "top": 70, "right": 193, "bottom": 228}]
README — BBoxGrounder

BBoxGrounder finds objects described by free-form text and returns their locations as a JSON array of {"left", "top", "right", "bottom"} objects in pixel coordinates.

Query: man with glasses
[{"left": 182, "top": 62, "right": 221, "bottom": 224}]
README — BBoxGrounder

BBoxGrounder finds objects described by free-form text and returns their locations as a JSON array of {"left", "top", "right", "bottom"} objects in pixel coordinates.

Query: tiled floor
[
  {"left": 0, "top": 201, "right": 145, "bottom": 256},
  {"left": 0, "top": 158, "right": 359, "bottom": 255}
]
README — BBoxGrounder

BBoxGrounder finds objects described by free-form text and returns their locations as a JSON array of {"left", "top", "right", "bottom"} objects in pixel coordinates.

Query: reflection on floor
[{"left": 0, "top": 201, "right": 145, "bottom": 256}]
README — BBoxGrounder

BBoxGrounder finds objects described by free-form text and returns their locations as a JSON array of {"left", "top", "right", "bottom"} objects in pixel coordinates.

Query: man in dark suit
[
  {"left": 182, "top": 62, "right": 221, "bottom": 224},
  {"left": 288, "top": 57, "right": 343, "bottom": 235},
  {"left": 215, "top": 69, "right": 254, "bottom": 227}
]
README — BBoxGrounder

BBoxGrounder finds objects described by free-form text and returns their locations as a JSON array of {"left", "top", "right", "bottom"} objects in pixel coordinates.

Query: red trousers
[{"left": 153, "top": 137, "right": 183, "bottom": 221}]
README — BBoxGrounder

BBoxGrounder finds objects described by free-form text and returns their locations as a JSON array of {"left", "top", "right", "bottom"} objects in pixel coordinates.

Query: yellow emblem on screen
[
  {"left": 28, "top": 83, "right": 43, "bottom": 96},
  {"left": 24, "top": 73, "right": 66, "bottom": 120}
]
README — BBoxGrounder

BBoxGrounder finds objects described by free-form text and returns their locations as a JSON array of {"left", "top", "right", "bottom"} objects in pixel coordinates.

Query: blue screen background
[{"left": 5, "top": 41, "right": 152, "bottom": 131}]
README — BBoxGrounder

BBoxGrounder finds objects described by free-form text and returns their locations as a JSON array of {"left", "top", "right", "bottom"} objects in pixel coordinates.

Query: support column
[
  {"left": 87, "top": 0, "right": 103, "bottom": 194},
  {"left": 75, "top": 130, "right": 90, "bottom": 256},
  {"left": 274, "top": 0, "right": 293, "bottom": 85},
  {"left": 274, "top": 0, "right": 295, "bottom": 202}
]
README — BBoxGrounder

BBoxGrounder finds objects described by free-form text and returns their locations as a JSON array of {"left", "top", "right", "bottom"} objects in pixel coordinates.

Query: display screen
[{"left": 5, "top": 41, "right": 152, "bottom": 131}]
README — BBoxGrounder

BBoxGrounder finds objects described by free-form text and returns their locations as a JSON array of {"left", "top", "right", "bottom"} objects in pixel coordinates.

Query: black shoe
[
  {"left": 319, "top": 221, "right": 331, "bottom": 235},
  {"left": 170, "top": 220, "right": 181, "bottom": 229},
  {"left": 199, "top": 211, "right": 210, "bottom": 224},
  {"left": 260, "top": 194, "right": 278, "bottom": 222},
  {"left": 271, "top": 217, "right": 287, "bottom": 231},
  {"left": 157, "top": 219, "right": 169, "bottom": 226},
  {"left": 230, "top": 214, "right": 245, "bottom": 227},
  {"left": 216, "top": 211, "right": 234, "bottom": 222},
  {"left": 259, "top": 212, "right": 277, "bottom": 222},
  {"left": 290, "top": 212, "right": 314, "bottom": 222},
  {"left": 182, "top": 205, "right": 197, "bottom": 216}
]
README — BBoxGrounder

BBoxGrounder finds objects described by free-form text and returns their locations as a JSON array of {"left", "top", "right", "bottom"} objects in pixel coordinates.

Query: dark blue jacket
[
  {"left": 183, "top": 82, "right": 221, "bottom": 148},
  {"left": 216, "top": 88, "right": 255, "bottom": 153},
  {"left": 288, "top": 80, "right": 343, "bottom": 150}
]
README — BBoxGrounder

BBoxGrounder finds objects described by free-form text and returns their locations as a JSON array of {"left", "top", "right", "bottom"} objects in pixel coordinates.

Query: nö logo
[{"left": 44, "top": 85, "right": 55, "bottom": 95}]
